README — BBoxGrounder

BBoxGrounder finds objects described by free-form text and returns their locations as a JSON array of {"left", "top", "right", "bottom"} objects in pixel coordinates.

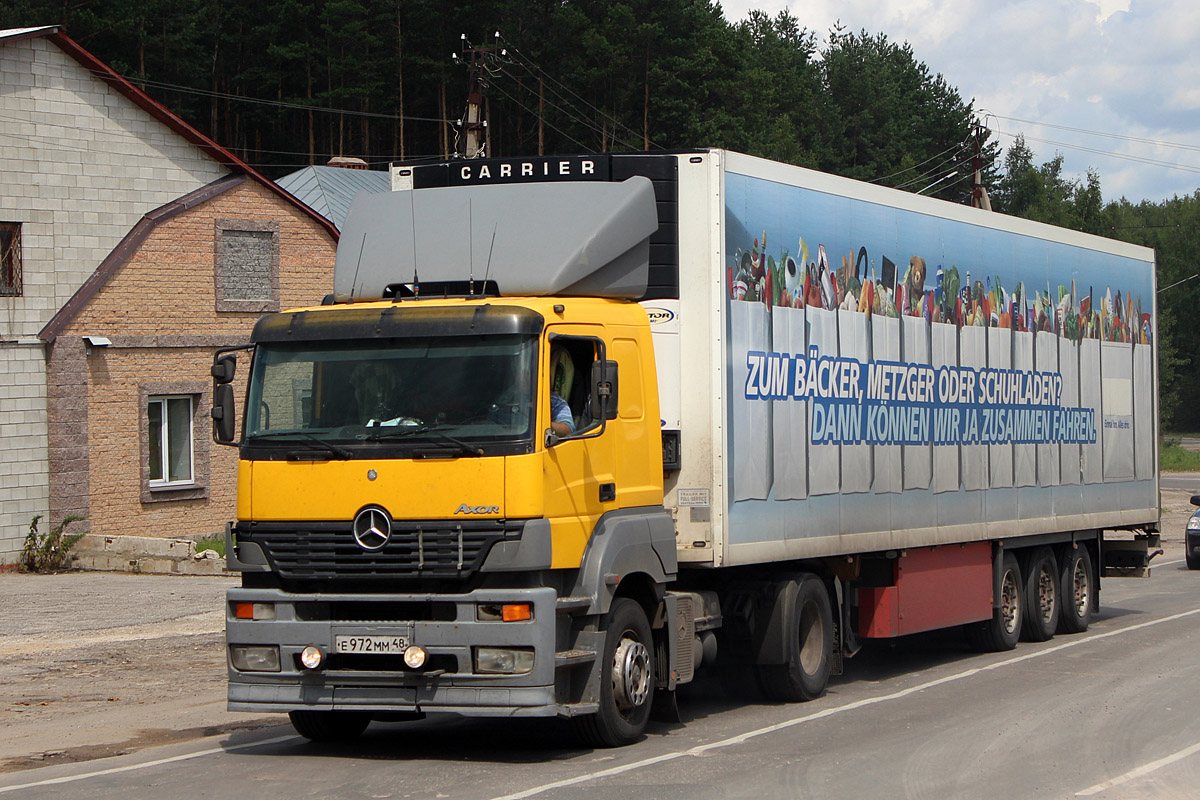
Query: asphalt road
[
  {"left": 1160, "top": 471, "right": 1200, "bottom": 493},
  {"left": 4, "top": 545, "right": 1199, "bottom": 800}
]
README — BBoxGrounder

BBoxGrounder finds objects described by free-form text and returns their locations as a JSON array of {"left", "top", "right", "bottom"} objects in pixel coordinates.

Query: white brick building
[{"left": 0, "top": 26, "right": 308, "bottom": 562}]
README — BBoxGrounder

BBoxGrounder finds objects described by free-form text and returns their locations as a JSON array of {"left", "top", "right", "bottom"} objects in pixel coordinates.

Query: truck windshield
[{"left": 243, "top": 334, "right": 537, "bottom": 452}]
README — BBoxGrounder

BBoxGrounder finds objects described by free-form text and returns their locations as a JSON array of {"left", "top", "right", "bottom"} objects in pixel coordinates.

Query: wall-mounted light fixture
[{"left": 82, "top": 335, "right": 111, "bottom": 356}]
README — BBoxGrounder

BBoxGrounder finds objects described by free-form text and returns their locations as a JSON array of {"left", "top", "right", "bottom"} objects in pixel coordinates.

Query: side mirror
[
  {"left": 213, "top": 384, "right": 237, "bottom": 444},
  {"left": 1191, "top": 494, "right": 1200, "bottom": 507},
  {"left": 212, "top": 354, "right": 237, "bottom": 384},
  {"left": 591, "top": 359, "right": 619, "bottom": 421}
]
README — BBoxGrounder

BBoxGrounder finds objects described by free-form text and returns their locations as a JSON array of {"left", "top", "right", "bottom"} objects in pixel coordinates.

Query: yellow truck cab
[{"left": 218, "top": 169, "right": 686, "bottom": 747}]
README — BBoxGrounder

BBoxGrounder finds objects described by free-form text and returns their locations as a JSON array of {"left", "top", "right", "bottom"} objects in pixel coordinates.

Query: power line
[
  {"left": 870, "top": 141, "right": 968, "bottom": 184},
  {"left": 994, "top": 129, "right": 1200, "bottom": 176},
  {"left": 986, "top": 112, "right": 1200, "bottom": 154},
  {"left": 496, "top": 34, "right": 661, "bottom": 150},
  {"left": 484, "top": 80, "right": 595, "bottom": 153},
  {"left": 80, "top": 66, "right": 449, "bottom": 124}
]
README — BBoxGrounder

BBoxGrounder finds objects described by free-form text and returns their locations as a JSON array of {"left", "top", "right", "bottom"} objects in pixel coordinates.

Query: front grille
[
  {"left": 295, "top": 601, "right": 457, "bottom": 622},
  {"left": 238, "top": 520, "right": 518, "bottom": 581}
]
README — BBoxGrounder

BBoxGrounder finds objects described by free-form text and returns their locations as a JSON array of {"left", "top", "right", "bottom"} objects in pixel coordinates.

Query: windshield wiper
[
  {"left": 247, "top": 431, "right": 353, "bottom": 459},
  {"left": 365, "top": 425, "right": 483, "bottom": 456}
]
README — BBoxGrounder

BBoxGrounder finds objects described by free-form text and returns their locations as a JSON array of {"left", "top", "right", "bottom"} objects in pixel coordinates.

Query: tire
[
  {"left": 288, "top": 710, "right": 371, "bottom": 742},
  {"left": 573, "top": 598, "right": 655, "bottom": 748},
  {"left": 1020, "top": 547, "right": 1059, "bottom": 642},
  {"left": 1187, "top": 543, "right": 1200, "bottom": 571},
  {"left": 1057, "top": 545, "right": 1094, "bottom": 634},
  {"left": 966, "top": 552, "right": 1022, "bottom": 652},
  {"left": 756, "top": 575, "right": 834, "bottom": 702}
]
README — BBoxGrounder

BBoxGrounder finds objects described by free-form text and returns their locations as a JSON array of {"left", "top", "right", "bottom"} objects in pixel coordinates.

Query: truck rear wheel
[
  {"left": 1057, "top": 545, "right": 1094, "bottom": 634},
  {"left": 1020, "top": 547, "right": 1059, "bottom": 642},
  {"left": 966, "top": 552, "right": 1022, "bottom": 652},
  {"left": 288, "top": 710, "right": 371, "bottom": 742},
  {"left": 573, "top": 597, "right": 655, "bottom": 748},
  {"left": 756, "top": 575, "right": 833, "bottom": 702}
]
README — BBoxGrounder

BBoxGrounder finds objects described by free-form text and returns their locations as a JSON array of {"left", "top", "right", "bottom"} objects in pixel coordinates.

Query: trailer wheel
[
  {"left": 1020, "top": 547, "right": 1059, "bottom": 642},
  {"left": 756, "top": 575, "right": 833, "bottom": 702},
  {"left": 573, "top": 598, "right": 655, "bottom": 748},
  {"left": 966, "top": 552, "right": 1022, "bottom": 652},
  {"left": 1057, "top": 545, "right": 1094, "bottom": 634},
  {"left": 288, "top": 710, "right": 370, "bottom": 742}
]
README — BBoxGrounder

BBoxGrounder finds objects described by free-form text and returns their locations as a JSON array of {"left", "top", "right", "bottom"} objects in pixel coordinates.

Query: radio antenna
[
  {"left": 409, "top": 190, "right": 420, "bottom": 299},
  {"left": 482, "top": 222, "right": 498, "bottom": 294}
]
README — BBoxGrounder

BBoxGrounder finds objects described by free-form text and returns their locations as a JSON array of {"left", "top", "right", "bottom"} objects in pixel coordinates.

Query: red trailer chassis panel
[{"left": 858, "top": 542, "right": 994, "bottom": 638}]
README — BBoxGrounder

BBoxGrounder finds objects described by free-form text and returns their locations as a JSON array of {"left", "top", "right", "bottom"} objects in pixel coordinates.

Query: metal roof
[{"left": 276, "top": 166, "right": 390, "bottom": 231}]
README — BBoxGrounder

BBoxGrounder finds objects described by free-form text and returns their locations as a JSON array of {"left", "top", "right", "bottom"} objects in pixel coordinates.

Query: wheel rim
[
  {"left": 1000, "top": 568, "right": 1020, "bottom": 634},
  {"left": 1070, "top": 557, "right": 1090, "bottom": 617},
  {"left": 799, "top": 600, "right": 825, "bottom": 675},
  {"left": 611, "top": 635, "right": 651, "bottom": 713},
  {"left": 1036, "top": 563, "right": 1057, "bottom": 623}
]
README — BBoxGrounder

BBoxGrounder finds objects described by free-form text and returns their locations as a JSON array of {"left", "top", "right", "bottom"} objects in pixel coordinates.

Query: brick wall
[{"left": 51, "top": 180, "right": 336, "bottom": 541}]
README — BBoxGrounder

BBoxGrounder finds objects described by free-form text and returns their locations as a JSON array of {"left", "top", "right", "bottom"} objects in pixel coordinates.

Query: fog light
[
  {"left": 475, "top": 647, "right": 534, "bottom": 674},
  {"left": 403, "top": 645, "right": 427, "bottom": 669},
  {"left": 300, "top": 645, "right": 324, "bottom": 670},
  {"left": 229, "top": 645, "right": 281, "bottom": 672}
]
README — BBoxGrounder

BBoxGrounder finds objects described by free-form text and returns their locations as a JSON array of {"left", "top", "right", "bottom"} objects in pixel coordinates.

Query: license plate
[{"left": 334, "top": 635, "right": 410, "bottom": 654}]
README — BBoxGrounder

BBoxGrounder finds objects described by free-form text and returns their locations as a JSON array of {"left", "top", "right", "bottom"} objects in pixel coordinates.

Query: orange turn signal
[
  {"left": 234, "top": 602, "right": 255, "bottom": 619},
  {"left": 501, "top": 603, "right": 532, "bottom": 622}
]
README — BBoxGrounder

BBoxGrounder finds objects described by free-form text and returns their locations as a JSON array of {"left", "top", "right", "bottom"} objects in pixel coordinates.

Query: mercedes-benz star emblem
[{"left": 352, "top": 507, "right": 392, "bottom": 551}]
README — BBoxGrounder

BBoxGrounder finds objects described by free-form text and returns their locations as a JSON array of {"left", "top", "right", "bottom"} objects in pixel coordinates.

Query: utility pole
[
  {"left": 453, "top": 34, "right": 504, "bottom": 159},
  {"left": 971, "top": 121, "right": 992, "bottom": 211}
]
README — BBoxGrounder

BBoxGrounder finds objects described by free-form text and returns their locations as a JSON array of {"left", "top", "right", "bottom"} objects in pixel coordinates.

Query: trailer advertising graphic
[{"left": 722, "top": 169, "right": 1156, "bottom": 542}]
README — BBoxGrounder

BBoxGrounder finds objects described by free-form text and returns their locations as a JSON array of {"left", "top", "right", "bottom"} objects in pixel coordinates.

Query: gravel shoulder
[{"left": 0, "top": 572, "right": 278, "bottom": 773}]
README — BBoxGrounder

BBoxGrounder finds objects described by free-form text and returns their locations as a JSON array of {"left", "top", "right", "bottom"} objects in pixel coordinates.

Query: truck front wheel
[
  {"left": 573, "top": 597, "right": 655, "bottom": 747},
  {"left": 288, "top": 710, "right": 371, "bottom": 742}
]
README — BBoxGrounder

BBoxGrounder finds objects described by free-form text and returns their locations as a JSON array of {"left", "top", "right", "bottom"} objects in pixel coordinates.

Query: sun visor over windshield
[{"left": 333, "top": 176, "right": 659, "bottom": 302}]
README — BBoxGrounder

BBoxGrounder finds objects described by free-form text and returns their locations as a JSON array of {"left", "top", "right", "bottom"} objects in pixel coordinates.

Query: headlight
[
  {"left": 1188, "top": 517, "right": 1200, "bottom": 531},
  {"left": 475, "top": 647, "right": 534, "bottom": 674},
  {"left": 229, "top": 645, "right": 281, "bottom": 672}
]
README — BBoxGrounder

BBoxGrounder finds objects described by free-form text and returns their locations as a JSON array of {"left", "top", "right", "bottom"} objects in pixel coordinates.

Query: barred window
[{"left": 0, "top": 222, "right": 20, "bottom": 297}]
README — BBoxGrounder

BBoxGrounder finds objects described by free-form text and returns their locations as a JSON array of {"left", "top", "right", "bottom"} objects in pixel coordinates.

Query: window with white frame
[{"left": 147, "top": 395, "right": 194, "bottom": 486}]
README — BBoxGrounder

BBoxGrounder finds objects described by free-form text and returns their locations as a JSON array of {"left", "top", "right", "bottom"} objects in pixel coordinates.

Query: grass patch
[
  {"left": 1161, "top": 443, "right": 1200, "bottom": 472},
  {"left": 195, "top": 533, "right": 226, "bottom": 558}
]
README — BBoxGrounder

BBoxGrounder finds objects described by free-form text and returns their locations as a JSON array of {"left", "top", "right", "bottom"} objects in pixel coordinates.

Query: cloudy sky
[{"left": 719, "top": 0, "right": 1200, "bottom": 204}]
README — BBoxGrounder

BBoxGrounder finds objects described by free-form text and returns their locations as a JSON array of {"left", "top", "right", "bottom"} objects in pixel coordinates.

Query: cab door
[{"left": 541, "top": 327, "right": 617, "bottom": 569}]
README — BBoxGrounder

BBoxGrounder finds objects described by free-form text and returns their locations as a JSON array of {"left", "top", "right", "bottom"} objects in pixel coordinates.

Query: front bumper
[
  {"left": 1186, "top": 529, "right": 1200, "bottom": 559},
  {"left": 226, "top": 586, "right": 559, "bottom": 717}
]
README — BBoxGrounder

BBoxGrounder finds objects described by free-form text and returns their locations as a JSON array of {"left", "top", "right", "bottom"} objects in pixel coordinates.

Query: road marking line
[
  {"left": 1075, "top": 740, "right": 1200, "bottom": 795},
  {"left": 491, "top": 607, "right": 1200, "bottom": 800},
  {"left": 1155, "top": 558, "right": 1185, "bottom": 567},
  {"left": 0, "top": 735, "right": 297, "bottom": 795}
]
